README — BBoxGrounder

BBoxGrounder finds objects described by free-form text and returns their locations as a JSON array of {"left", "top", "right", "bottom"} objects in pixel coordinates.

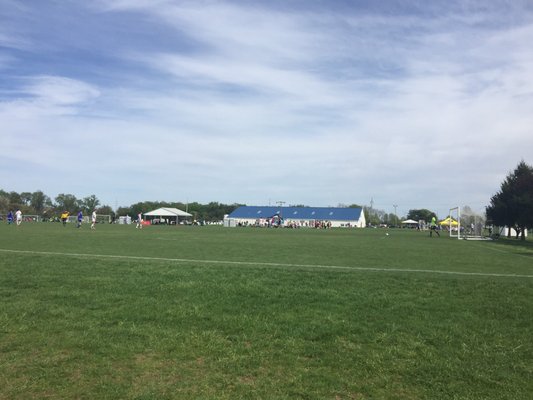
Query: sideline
[{"left": 0, "top": 248, "right": 532, "bottom": 279}]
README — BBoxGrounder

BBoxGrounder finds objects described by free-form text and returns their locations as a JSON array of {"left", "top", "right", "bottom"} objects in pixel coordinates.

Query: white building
[{"left": 225, "top": 206, "right": 366, "bottom": 228}]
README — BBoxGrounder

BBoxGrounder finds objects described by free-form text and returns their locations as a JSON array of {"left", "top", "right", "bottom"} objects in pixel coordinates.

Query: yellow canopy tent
[{"left": 439, "top": 217, "right": 459, "bottom": 226}]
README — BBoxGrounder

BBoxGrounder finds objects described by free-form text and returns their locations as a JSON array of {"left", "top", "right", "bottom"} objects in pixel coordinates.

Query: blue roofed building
[{"left": 224, "top": 206, "right": 366, "bottom": 228}]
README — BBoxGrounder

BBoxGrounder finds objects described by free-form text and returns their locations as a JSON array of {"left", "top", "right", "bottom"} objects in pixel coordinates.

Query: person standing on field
[
  {"left": 77, "top": 210, "right": 83, "bottom": 228},
  {"left": 429, "top": 216, "right": 440, "bottom": 237},
  {"left": 7, "top": 210, "right": 13, "bottom": 225},
  {"left": 61, "top": 211, "right": 69, "bottom": 226},
  {"left": 91, "top": 210, "right": 97, "bottom": 230},
  {"left": 15, "top": 209, "right": 22, "bottom": 226},
  {"left": 136, "top": 212, "right": 143, "bottom": 229}
]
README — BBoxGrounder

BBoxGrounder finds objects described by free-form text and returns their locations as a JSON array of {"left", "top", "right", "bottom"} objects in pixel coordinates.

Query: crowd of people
[{"left": 236, "top": 217, "right": 335, "bottom": 229}]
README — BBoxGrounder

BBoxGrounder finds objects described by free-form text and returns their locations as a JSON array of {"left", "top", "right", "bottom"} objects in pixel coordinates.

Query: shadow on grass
[{"left": 492, "top": 236, "right": 533, "bottom": 257}]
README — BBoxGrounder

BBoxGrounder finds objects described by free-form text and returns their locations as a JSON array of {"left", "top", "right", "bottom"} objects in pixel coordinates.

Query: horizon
[{"left": 1, "top": 186, "right": 487, "bottom": 219}]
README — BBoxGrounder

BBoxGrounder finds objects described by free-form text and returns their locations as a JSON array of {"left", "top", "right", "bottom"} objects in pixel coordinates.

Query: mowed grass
[{"left": 0, "top": 223, "right": 532, "bottom": 399}]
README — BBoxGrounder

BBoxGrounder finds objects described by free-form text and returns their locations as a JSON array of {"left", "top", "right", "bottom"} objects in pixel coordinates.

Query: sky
[{"left": 1, "top": 0, "right": 533, "bottom": 217}]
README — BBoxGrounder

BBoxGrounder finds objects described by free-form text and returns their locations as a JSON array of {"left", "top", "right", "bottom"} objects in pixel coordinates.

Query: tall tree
[
  {"left": 116, "top": 206, "right": 131, "bottom": 217},
  {"left": 0, "top": 192, "right": 9, "bottom": 212},
  {"left": 55, "top": 193, "right": 80, "bottom": 214},
  {"left": 513, "top": 166, "right": 533, "bottom": 237},
  {"left": 20, "top": 192, "right": 32, "bottom": 206},
  {"left": 98, "top": 205, "right": 114, "bottom": 215},
  {"left": 384, "top": 213, "right": 401, "bottom": 226},
  {"left": 486, "top": 160, "right": 533, "bottom": 240},
  {"left": 82, "top": 195, "right": 100, "bottom": 213},
  {"left": 31, "top": 190, "right": 51, "bottom": 214},
  {"left": 8, "top": 191, "right": 22, "bottom": 210},
  {"left": 407, "top": 209, "right": 436, "bottom": 222}
]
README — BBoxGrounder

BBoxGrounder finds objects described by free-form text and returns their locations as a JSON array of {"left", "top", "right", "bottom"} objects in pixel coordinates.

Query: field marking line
[{"left": 1, "top": 248, "right": 532, "bottom": 279}]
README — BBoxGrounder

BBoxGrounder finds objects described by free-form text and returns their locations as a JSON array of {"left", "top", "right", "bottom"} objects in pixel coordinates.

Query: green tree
[
  {"left": 82, "top": 195, "right": 100, "bottom": 213},
  {"left": 486, "top": 160, "right": 533, "bottom": 240},
  {"left": 122, "top": 200, "right": 240, "bottom": 223},
  {"left": 20, "top": 192, "right": 32, "bottom": 206},
  {"left": 363, "top": 207, "right": 385, "bottom": 226},
  {"left": 116, "top": 206, "right": 131, "bottom": 217},
  {"left": 55, "top": 193, "right": 80, "bottom": 214},
  {"left": 8, "top": 191, "right": 22, "bottom": 210},
  {"left": 407, "top": 209, "right": 436, "bottom": 223},
  {"left": 384, "top": 213, "right": 401, "bottom": 226},
  {"left": 31, "top": 190, "right": 51, "bottom": 214},
  {"left": 0, "top": 192, "right": 9, "bottom": 212}
]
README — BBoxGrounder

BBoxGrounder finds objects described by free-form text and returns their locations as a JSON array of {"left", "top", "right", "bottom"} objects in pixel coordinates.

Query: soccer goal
[
  {"left": 449, "top": 207, "right": 461, "bottom": 239},
  {"left": 460, "top": 207, "right": 491, "bottom": 240},
  {"left": 95, "top": 214, "right": 112, "bottom": 224},
  {"left": 23, "top": 214, "right": 42, "bottom": 222},
  {"left": 67, "top": 215, "right": 90, "bottom": 224}
]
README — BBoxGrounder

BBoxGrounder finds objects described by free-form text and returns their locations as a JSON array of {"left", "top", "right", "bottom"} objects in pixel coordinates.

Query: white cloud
[
  {"left": 24, "top": 76, "right": 101, "bottom": 105},
  {"left": 0, "top": 76, "right": 101, "bottom": 120},
  {"left": 0, "top": 32, "right": 29, "bottom": 50}
]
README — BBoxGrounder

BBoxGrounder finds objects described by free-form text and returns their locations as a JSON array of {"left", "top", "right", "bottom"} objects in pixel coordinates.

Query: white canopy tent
[
  {"left": 401, "top": 219, "right": 421, "bottom": 229},
  {"left": 143, "top": 207, "right": 192, "bottom": 225}
]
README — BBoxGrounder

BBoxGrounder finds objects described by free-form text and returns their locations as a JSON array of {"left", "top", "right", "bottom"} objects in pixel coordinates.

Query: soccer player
[
  {"left": 7, "top": 210, "right": 13, "bottom": 225},
  {"left": 77, "top": 210, "right": 83, "bottom": 228},
  {"left": 429, "top": 216, "right": 440, "bottom": 237},
  {"left": 61, "top": 211, "right": 69, "bottom": 226},
  {"left": 91, "top": 210, "right": 97, "bottom": 230},
  {"left": 15, "top": 209, "right": 22, "bottom": 226},
  {"left": 136, "top": 212, "right": 143, "bottom": 229}
]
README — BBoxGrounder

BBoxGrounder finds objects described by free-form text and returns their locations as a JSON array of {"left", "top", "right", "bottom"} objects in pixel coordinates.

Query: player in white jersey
[{"left": 15, "top": 209, "right": 22, "bottom": 226}]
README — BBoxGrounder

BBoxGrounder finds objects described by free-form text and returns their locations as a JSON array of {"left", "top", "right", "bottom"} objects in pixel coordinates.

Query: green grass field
[{"left": 1, "top": 223, "right": 532, "bottom": 399}]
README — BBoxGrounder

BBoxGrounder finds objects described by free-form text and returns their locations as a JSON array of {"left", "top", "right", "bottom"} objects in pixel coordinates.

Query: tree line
[
  {"left": 0, "top": 192, "right": 395, "bottom": 225},
  {"left": 3, "top": 161, "right": 531, "bottom": 230},
  {"left": 0, "top": 190, "right": 440, "bottom": 227},
  {"left": 0, "top": 190, "right": 113, "bottom": 218},
  {"left": 117, "top": 201, "right": 242, "bottom": 223},
  {"left": 0, "top": 189, "right": 242, "bottom": 222}
]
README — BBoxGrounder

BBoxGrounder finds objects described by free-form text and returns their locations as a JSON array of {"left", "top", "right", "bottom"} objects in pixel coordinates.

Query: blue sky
[{"left": 1, "top": 0, "right": 533, "bottom": 217}]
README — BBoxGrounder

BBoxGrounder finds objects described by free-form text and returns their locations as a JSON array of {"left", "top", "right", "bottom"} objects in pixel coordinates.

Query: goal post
[
  {"left": 449, "top": 207, "right": 461, "bottom": 239},
  {"left": 21, "top": 214, "right": 42, "bottom": 222},
  {"left": 95, "top": 214, "right": 112, "bottom": 224},
  {"left": 67, "top": 215, "right": 91, "bottom": 224}
]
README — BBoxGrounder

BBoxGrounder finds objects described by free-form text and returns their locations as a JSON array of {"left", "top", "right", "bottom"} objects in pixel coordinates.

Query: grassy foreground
[{"left": 0, "top": 223, "right": 532, "bottom": 399}]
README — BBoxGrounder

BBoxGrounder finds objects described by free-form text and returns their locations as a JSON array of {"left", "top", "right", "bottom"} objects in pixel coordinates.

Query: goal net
[
  {"left": 460, "top": 207, "right": 487, "bottom": 239},
  {"left": 95, "top": 214, "right": 112, "bottom": 224},
  {"left": 67, "top": 215, "right": 90, "bottom": 224},
  {"left": 22, "top": 214, "right": 42, "bottom": 222},
  {"left": 449, "top": 207, "right": 461, "bottom": 239}
]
